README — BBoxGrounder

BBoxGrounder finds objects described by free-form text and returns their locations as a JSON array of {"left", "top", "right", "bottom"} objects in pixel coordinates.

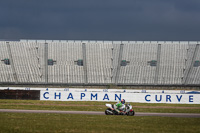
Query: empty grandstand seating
[
  {"left": 9, "top": 42, "right": 45, "bottom": 83},
  {"left": 184, "top": 43, "right": 200, "bottom": 84},
  {"left": 118, "top": 42, "right": 157, "bottom": 84},
  {"left": 158, "top": 42, "right": 188, "bottom": 84},
  {"left": 0, "top": 40, "right": 200, "bottom": 85},
  {"left": 48, "top": 42, "right": 84, "bottom": 83},
  {"left": 0, "top": 42, "right": 15, "bottom": 82},
  {"left": 86, "top": 43, "right": 113, "bottom": 84}
]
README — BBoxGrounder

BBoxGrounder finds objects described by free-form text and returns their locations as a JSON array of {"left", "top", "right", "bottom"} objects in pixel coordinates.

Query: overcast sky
[{"left": 0, "top": 0, "right": 200, "bottom": 41}]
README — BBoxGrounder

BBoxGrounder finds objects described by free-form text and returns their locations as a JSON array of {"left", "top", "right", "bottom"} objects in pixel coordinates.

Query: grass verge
[{"left": 0, "top": 112, "right": 200, "bottom": 133}]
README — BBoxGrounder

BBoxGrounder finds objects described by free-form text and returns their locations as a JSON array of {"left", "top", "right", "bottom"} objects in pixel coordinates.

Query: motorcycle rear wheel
[{"left": 105, "top": 108, "right": 113, "bottom": 115}]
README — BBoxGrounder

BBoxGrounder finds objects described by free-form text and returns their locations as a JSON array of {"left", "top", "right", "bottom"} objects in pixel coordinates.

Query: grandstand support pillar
[
  {"left": 154, "top": 44, "right": 161, "bottom": 85},
  {"left": 115, "top": 44, "right": 124, "bottom": 85},
  {"left": 82, "top": 43, "right": 88, "bottom": 84},
  {"left": 111, "top": 47, "right": 114, "bottom": 84},
  {"left": 44, "top": 43, "right": 48, "bottom": 84},
  {"left": 6, "top": 42, "right": 18, "bottom": 83},
  {"left": 183, "top": 44, "right": 199, "bottom": 85}
]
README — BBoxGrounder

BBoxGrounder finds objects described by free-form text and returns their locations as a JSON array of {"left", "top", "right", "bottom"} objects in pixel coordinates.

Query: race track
[{"left": 0, "top": 109, "right": 200, "bottom": 118}]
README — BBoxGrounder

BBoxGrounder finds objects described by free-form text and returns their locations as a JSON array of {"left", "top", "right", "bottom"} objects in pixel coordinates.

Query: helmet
[{"left": 121, "top": 99, "right": 125, "bottom": 104}]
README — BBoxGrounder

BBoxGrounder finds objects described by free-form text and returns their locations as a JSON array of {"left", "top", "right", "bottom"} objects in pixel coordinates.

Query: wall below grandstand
[
  {"left": 0, "top": 87, "right": 200, "bottom": 104},
  {"left": 0, "top": 90, "right": 40, "bottom": 100}
]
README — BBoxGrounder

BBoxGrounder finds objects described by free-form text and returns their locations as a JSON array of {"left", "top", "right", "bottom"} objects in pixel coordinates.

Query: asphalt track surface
[{"left": 0, "top": 109, "right": 200, "bottom": 118}]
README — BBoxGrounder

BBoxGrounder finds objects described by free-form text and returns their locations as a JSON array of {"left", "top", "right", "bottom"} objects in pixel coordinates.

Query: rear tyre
[
  {"left": 105, "top": 108, "right": 113, "bottom": 115},
  {"left": 105, "top": 110, "right": 108, "bottom": 115}
]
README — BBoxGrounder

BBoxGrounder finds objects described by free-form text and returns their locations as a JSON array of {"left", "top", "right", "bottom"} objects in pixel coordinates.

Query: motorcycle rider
[{"left": 114, "top": 99, "right": 126, "bottom": 114}]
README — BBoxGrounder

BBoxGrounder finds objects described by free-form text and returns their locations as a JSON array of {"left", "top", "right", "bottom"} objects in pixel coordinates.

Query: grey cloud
[{"left": 0, "top": 0, "right": 200, "bottom": 41}]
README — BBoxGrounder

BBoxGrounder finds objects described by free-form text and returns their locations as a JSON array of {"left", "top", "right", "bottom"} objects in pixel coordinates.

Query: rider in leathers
[{"left": 114, "top": 99, "right": 126, "bottom": 114}]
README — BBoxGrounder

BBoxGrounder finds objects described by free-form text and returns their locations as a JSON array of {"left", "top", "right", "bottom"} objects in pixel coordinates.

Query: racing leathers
[{"left": 114, "top": 102, "right": 125, "bottom": 113}]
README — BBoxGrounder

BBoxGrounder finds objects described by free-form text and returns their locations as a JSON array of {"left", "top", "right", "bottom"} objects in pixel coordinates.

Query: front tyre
[{"left": 127, "top": 111, "right": 135, "bottom": 116}]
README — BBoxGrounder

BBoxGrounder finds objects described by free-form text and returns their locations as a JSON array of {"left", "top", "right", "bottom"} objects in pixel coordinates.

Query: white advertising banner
[
  {"left": 40, "top": 89, "right": 200, "bottom": 104},
  {"left": 0, "top": 87, "right": 199, "bottom": 104}
]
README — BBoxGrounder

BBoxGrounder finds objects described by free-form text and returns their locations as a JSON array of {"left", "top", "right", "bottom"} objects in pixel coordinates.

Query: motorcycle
[{"left": 105, "top": 103, "right": 135, "bottom": 116}]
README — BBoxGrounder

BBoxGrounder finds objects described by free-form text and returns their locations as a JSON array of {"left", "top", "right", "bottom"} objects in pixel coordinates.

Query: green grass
[
  {"left": 1, "top": 99, "right": 200, "bottom": 107},
  {"left": 0, "top": 99, "right": 200, "bottom": 113},
  {"left": 1, "top": 100, "right": 200, "bottom": 133},
  {"left": 0, "top": 113, "right": 200, "bottom": 133}
]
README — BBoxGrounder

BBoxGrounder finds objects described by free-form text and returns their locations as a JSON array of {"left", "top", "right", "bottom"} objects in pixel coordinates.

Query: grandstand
[{"left": 0, "top": 40, "right": 200, "bottom": 86}]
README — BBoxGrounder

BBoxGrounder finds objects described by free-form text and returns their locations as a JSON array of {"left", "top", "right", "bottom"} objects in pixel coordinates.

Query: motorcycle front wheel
[{"left": 127, "top": 111, "right": 135, "bottom": 116}]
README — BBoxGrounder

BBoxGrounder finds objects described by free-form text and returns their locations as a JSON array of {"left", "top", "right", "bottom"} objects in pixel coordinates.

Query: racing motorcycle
[{"left": 105, "top": 103, "right": 135, "bottom": 116}]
